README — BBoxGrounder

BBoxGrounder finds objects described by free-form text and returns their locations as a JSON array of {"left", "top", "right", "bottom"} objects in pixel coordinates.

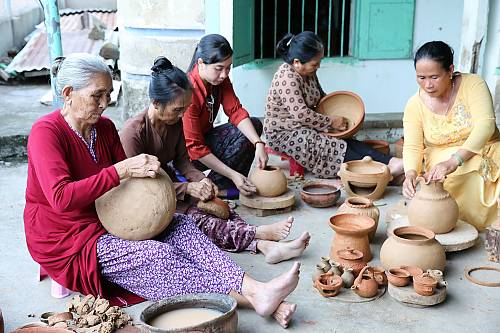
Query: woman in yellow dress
[{"left": 402, "top": 41, "right": 499, "bottom": 230}]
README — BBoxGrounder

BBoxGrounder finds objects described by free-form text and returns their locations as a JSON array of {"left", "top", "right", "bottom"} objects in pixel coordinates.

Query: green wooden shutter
[
  {"left": 354, "top": 0, "right": 415, "bottom": 59},
  {"left": 232, "top": 0, "right": 255, "bottom": 67}
]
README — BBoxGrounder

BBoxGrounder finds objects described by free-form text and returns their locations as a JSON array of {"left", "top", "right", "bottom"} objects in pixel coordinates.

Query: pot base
[{"left": 387, "top": 284, "right": 446, "bottom": 307}]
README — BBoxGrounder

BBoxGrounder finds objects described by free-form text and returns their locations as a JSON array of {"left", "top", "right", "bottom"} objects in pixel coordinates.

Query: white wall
[
  {"left": 482, "top": 0, "right": 499, "bottom": 95},
  {"left": 231, "top": 0, "right": 464, "bottom": 116}
]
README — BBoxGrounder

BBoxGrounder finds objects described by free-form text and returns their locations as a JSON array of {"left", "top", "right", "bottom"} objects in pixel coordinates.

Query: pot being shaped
[
  {"left": 408, "top": 178, "right": 458, "bottom": 234},
  {"left": 337, "top": 196, "right": 380, "bottom": 241},
  {"left": 351, "top": 267, "right": 378, "bottom": 298},
  {"left": 338, "top": 156, "right": 392, "bottom": 200},
  {"left": 249, "top": 165, "right": 287, "bottom": 197},
  {"left": 329, "top": 213, "right": 375, "bottom": 261},
  {"left": 96, "top": 168, "right": 176, "bottom": 241},
  {"left": 380, "top": 226, "right": 446, "bottom": 272},
  {"left": 336, "top": 248, "right": 367, "bottom": 275}
]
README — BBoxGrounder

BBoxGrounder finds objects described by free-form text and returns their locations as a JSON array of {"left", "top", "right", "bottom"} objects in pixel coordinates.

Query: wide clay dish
[
  {"left": 300, "top": 181, "right": 341, "bottom": 208},
  {"left": 317, "top": 91, "right": 365, "bottom": 139}
]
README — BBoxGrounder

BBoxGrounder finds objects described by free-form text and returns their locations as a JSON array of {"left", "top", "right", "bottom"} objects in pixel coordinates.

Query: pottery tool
[
  {"left": 239, "top": 189, "right": 295, "bottom": 217},
  {"left": 485, "top": 199, "right": 500, "bottom": 262}
]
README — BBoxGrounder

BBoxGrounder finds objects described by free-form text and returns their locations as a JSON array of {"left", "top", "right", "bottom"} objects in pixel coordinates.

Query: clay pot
[
  {"left": 362, "top": 140, "right": 390, "bottom": 155},
  {"left": 351, "top": 267, "right": 379, "bottom": 298},
  {"left": 329, "top": 214, "right": 375, "bottom": 261},
  {"left": 96, "top": 168, "right": 176, "bottom": 241},
  {"left": 413, "top": 273, "right": 438, "bottom": 296},
  {"left": 394, "top": 137, "right": 404, "bottom": 158},
  {"left": 380, "top": 226, "right": 446, "bottom": 272},
  {"left": 336, "top": 248, "right": 367, "bottom": 275},
  {"left": 368, "top": 266, "right": 388, "bottom": 287},
  {"left": 300, "top": 181, "right": 341, "bottom": 208},
  {"left": 312, "top": 263, "right": 328, "bottom": 282},
  {"left": 196, "top": 197, "right": 230, "bottom": 219},
  {"left": 400, "top": 265, "right": 424, "bottom": 277},
  {"left": 386, "top": 268, "right": 411, "bottom": 287},
  {"left": 337, "top": 196, "right": 380, "bottom": 241},
  {"left": 338, "top": 156, "right": 392, "bottom": 200},
  {"left": 320, "top": 256, "right": 332, "bottom": 272},
  {"left": 408, "top": 177, "right": 458, "bottom": 234},
  {"left": 314, "top": 273, "right": 343, "bottom": 297},
  {"left": 327, "top": 261, "right": 343, "bottom": 276},
  {"left": 249, "top": 166, "right": 287, "bottom": 197},
  {"left": 341, "top": 267, "right": 355, "bottom": 288}
]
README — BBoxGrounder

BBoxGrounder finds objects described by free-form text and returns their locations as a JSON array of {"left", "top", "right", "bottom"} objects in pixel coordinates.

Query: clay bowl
[
  {"left": 140, "top": 293, "right": 237, "bottom": 333},
  {"left": 314, "top": 273, "right": 343, "bottom": 297},
  {"left": 362, "top": 140, "right": 390, "bottom": 155},
  {"left": 300, "top": 181, "right": 341, "bottom": 208},
  {"left": 386, "top": 268, "right": 411, "bottom": 287},
  {"left": 317, "top": 91, "right": 365, "bottom": 139},
  {"left": 400, "top": 265, "right": 424, "bottom": 277},
  {"left": 413, "top": 273, "right": 438, "bottom": 296}
]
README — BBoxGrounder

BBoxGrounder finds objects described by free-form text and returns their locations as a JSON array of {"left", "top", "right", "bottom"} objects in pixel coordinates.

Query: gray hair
[{"left": 51, "top": 53, "right": 112, "bottom": 99}]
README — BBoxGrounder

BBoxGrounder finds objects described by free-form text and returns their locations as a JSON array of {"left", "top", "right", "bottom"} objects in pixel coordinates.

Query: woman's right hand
[
  {"left": 231, "top": 172, "right": 257, "bottom": 196},
  {"left": 330, "top": 116, "right": 348, "bottom": 131},
  {"left": 114, "top": 154, "right": 161, "bottom": 179},
  {"left": 402, "top": 170, "right": 418, "bottom": 199},
  {"left": 187, "top": 178, "right": 216, "bottom": 202}
]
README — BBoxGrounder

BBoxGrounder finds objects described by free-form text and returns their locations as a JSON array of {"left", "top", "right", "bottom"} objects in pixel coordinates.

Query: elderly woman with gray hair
[{"left": 24, "top": 53, "right": 300, "bottom": 328}]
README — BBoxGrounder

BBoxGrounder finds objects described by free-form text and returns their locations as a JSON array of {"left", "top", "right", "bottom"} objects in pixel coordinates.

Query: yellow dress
[{"left": 403, "top": 73, "right": 500, "bottom": 230}]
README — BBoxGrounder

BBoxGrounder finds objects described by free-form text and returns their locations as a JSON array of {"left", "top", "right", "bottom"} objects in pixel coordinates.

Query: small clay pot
[
  {"left": 387, "top": 268, "right": 411, "bottom": 287},
  {"left": 249, "top": 166, "right": 287, "bottom": 197},
  {"left": 327, "top": 261, "right": 343, "bottom": 276},
  {"left": 337, "top": 196, "right": 380, "bottom": 241},
  {"left": 314, "top": 273, "right": 343, "bottom": 297},
  {"left": 196, "top": 197, "right": 230, "bottom": 219},
  {"left": 341, "top": 267, "right": 355, "bottom": 288},
  {"left": 336, "top": 248, "right": 367, "bottom": 275},
  {"left": 300, "top": 181, "right": 341, "bottom": 208},
  {"left": 320, "top": 256, "right": 332, "bottom": 272},
  {"left": 351, "top": 267, "right": 378, "bottom": 298},
  {"left": 413, "top": 273, "right": 438, "bottom": 296},
  {"left": 400, "top": 265, "right": 424, "bottom": 277},
  {"left": 368, "top": 266, "right": 388, "bottom": 287},
  {"left": 312, "top": 262, "right": 328, "bottom": 282}
]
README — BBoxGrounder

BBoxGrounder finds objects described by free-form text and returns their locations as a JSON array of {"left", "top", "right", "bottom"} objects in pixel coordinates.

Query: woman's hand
[
  {"left": 330, "top": 116, "right": 348, "bottom": 131},
  {"left": 231, "top": 172, "right": 257, "bottom": 196},
  {"left": 114, "top": 154, "right": 161, "bottom": 179},
  {"left": 425, "top": 159, "right": 459, "bottom": 182},
  {"left": 187, "top": 178, "right": 217, "bottom": 202},
  {"left": 255, "top": 143, "right": 269, "bottom": 169},
  {"left": 402, "top": 170, "right": 418, "bottom": 199}
]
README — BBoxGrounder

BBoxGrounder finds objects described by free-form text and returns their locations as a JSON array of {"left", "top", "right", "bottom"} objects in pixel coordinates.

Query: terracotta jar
[
  {"left": 341, "top": 267, "right": 355, "bottom": 288},
  {"left": 338, "top": 156, "right": 392, "bottom": 200},
  {"left": 351, "top": 266, "right": 378, "bottom": 298},
  {"left": 386, "top": 268, "right": 411, "bottom": 287},
  {"left": 380, "top": 226, "right": 446, "bottom": 271},
  {"left": 249, "top": 165, "right": 287, "bottom": 197},
  {"left": 329, "top": 214, "right": 375, "bottom": 261},
  {"left": 314, "top": 273, "right": 343, "bottom": 297},
  {"left": 408, "top": 177, "right": 458, "bottom": 234},
  {"left": 413, "top": 273, "right": 438, "bottom": 296},
  {"left": 337, "top": 196, "right": 380, "bottom": 241},
  {"left": 336, "top": 248, "right": 367, "bottom": 275}
]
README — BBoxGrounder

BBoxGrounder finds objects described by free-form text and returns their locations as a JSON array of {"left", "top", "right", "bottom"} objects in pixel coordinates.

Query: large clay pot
[
  {"left": 249, "top": 165, "right": 287, "bottom": 197},
  {"left": 329, "top": 214, "right": 375, "bottom": 261},
  {"left": 96, "top": 168, "right": 176, "bottom": 241},
  {"left": 408, "top": 177, "right": 458, "bottom": 234},
  {"left": 338, "top": 156, "right": 392, "bottom": 200},
  {"left": 337, "top": 196, "right": 380, "bottom": 241},
  {"left": 380, "top": 226, "right": 446, "bottom": 272}
]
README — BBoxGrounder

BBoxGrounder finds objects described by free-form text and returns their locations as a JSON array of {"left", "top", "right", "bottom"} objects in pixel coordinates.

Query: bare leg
[
  {"left": 257, "top": 232, "right": 311, "bottom": 264},
  {"left": 255, "top": 216, "right": 294, "bottom": 241}
]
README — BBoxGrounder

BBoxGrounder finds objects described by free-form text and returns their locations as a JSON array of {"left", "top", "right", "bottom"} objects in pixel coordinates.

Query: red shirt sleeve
[{"left": 219, "top": 79, "right": 250, "bottom": 125}]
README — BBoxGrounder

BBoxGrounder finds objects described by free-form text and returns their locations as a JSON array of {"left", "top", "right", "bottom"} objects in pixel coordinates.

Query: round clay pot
[
  {"left": 96, "top": 168, "right": 176, "bottom": 241},
  {"left": 329, "top": 214, "right": 375, "bottom": 261},
  {"left": 351, "top": 267, "right": 379, "bottom": 298},
  {"left": 413, "top": 273, "right": 438, "bottom": 296},
  {"left": 197, "top": 197, "right": 230, "bottom": 219},
  {"left": 337, "top": 196, "right": 380, "bottom": 241},
  {"left": 400, "top": 265, "right": 424, "bottom": 277},
  {"left": 336, "top": 248, "right": 367, "bottom": 275},
  {"left": 249, "top": 165, "right": 287, "bottom": 197},
  {"left": 380, "top": 226, "right": 446, "bottom": 272},
  {"left": 408, "top": 177, "right": 458, "bottom": 234},
  {"left": 300, "top": 181, "right": 341, "bottom": 208},
  {"left": 314, "top": 273, "right": 343, "bottom": 297},
  {"left": 338, "top": 156, "right": 392, "bottom": 200},
  {"left": 362, "top": 140, "right": 390, "bottom": 155},
  {"left": 386, "top": 268, "right": 411, "bottom": 287}
]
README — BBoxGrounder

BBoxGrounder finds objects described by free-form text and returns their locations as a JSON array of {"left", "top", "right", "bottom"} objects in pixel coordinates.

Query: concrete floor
[{"left": 1, "top": 82, "right": 499, "bottom": 332}]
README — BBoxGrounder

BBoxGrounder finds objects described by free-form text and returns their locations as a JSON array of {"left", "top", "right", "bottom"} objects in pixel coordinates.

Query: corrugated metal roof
[{"left": 6, "top": 10, "right": 116, "bottom": 75}]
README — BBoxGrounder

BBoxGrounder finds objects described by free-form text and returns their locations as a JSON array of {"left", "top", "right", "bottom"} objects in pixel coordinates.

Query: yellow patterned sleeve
[{"left": 402, "top": 95, "right": 425, "bottom": 174}]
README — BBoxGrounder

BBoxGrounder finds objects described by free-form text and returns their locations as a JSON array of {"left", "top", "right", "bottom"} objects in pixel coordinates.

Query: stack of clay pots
[
  {"left": 249, "top": 166, "right": 288, "bottom": 197},
  {"left": 336, "top": 196, "right": 380, "bottom": 241},
  {"left": 386, "top": 266, "right": 447, "bottom": 296}
]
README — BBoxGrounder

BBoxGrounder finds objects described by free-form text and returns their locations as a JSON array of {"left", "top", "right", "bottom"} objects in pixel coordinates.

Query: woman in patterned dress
[
  {"left": 402, "top": 41, "right": 500, "bottom": 230},
  {"left": 264, "top": 31, "right": 404, "bottom": 179},
  {"left": 23, "top": 53, "right": 300, "bottom": 328}
]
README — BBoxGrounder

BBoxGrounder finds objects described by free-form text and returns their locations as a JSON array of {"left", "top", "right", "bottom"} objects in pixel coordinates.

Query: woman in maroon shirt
[{"left": 184, "top": 34, "right": 268, "bottom": 196}]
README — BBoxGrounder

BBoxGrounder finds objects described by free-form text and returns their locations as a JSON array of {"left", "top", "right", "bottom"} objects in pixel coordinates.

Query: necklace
[{"left": 428, "top": 80, "right": 455, "bottom": 115}]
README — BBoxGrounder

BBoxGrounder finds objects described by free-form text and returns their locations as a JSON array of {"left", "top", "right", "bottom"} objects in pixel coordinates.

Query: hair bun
[
  {"left": 51, "top": 56, "right": 66, "bottom": 76},
  {"left": 151, "top": 56, "right": 173, "bottom": 74}
]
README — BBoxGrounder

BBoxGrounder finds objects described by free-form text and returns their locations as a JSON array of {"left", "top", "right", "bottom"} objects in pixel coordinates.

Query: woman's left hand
[
  {"left": 255, "top": 143, "right": 269, "bottom": 169},
  {"left": 425, "top": 158, "right": 459, "bottom": 182}
]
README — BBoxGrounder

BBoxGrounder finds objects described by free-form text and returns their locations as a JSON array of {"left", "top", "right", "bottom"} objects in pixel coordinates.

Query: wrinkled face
[
  {"left": 64, "top": 73, "right": 113, "bottom": 125},
  {"left": 198, "top": 56, "right": 232, "bottom": 86},
  {"left": 293, "top": 51, "right": 324, "bottom": 77},
  {"left": 415, "top": 59, "right": 453, "bottom": 97},
  {"left": 155, "top": 92, "right": 192, "bottom": 125}
]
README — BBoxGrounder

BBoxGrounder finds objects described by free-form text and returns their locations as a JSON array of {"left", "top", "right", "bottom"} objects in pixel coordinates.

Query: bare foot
[
  {"left": 248, "top": 262, "right": 301, "bottom": 317},
  {"left": 262, "top": 232, "right": 311, "bottom": 264},
  {"left": 272, "top": 301, "right": 297, "bottom": 328},
  {"left": 255, "top": 216, "right": 294, "bottom": 241}
]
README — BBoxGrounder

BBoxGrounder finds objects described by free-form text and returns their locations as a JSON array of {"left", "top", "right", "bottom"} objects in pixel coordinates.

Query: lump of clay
[
  {"left": 196, "top": 197, "right": 230, "bottom": 219},
  {"left": 96, "top": 168, "right": 176, "bottom": 240}
]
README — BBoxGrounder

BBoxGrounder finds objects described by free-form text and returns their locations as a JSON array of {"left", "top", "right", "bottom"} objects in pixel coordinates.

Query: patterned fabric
[
  {"left": 193, "top": 117, "right": 263, "bottom": 189},
  {"left": 186, "top": 206, "right": 258, "bottom": 253},
  {"left": 66, "top": 122, "right": 98, "bottom": 163},
  {"left": 97, "top": 214, "right": 245, "bottom": 301},
  {"left": 264, "top": 63, "right": 347, "bottom": 178}
]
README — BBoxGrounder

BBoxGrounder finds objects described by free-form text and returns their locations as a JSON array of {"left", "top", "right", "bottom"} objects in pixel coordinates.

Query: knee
[{"left": 249, "top": 117, "right": 263, "bottom": 136}]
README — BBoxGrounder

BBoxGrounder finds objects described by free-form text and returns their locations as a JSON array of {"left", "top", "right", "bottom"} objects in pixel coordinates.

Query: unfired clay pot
[
  {"left": 314, "top": 273, "right": 343, "bottom": 297},
  {"left": 336, "top": 248, "right": 367, "bottom": 275},
  {"left": 337, "top": 196, "right": 380, "bottom": 241},
  {"left": 249, "top": 165, "right": 287, "bottom": 197},
  {"left": 408, "top": 177, "right": 458, "bottom": 234},
  {"left": 300, "top": 181, "right": 341, "bottom": 208},
  {"left": 197, "top": 197, "right": 230, "bottom": 219},
  {"left": 96, "top": 168, "right": 176, "bottom": 241},
  {"left": 413, "top": 273, "right": 438, "bottom": 296},
  {"left": 350, "top": 266, "right": 378, "bottom": 298},
  {"left": 338, "top": 156, "right": 392, "bottom": 200},
  {"left": 380, "top": 226, "right": 446, "bottom": 272},
  {"left": 329, "top": 214, "right": 375, "bottom": 261}
]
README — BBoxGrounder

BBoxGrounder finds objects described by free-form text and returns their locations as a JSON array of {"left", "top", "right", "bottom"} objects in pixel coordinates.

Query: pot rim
[
  {"left": 390, "top": 226, "right": 436, "bottom": 245},
  {"left": 301, "top": 182, "right": 340, "bottom": 195},
  {"left": 259, "top": 165, "right": 281, "bottom": 172},
  {"left": 345, "top": 196, "right": 373, "bottom": 208},
  {"left": 329, "top": 213, "right": 375, "bottom": 235},
  {"left": 388, "top": 268, "right": 411, "bottom": 278}
]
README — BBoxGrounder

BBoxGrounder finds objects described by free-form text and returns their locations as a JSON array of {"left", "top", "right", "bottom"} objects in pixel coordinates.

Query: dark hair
[
  {"left": 414, "top": 41, "right": 454, "bottom": 71},
  {"left": 188, "top": 34, "right": 233, "bottom": 71},
  {"left": 276, "top": 31, "right": 324, "bottom": 64},
  {"left": 149, "top": 56, "right": 191, "bottom": 104}
]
